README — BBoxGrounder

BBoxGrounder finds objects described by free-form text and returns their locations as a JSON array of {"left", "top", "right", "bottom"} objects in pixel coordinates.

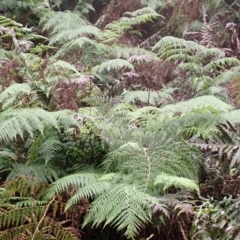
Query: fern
[
  {"left": 40, "top": 11, "right": 87, "bottom": 43},
  {"left": 92, "top": 59, "right": 134, "bottom": 73},
  {"left": 47, "top": 121, "right": 201, "bottom": 238},
  {"left": 24, "top": 131, "right": 63, "bottom": 165},
  {"left": 160, "top": 95, "right": 234, "bottom": 116},
  {"left": 0, "top": 148, "right": 17, "bottom": 161},
  {"left": 6, "top": 163, "right": 59, "bottom": 183},
  {"left": 188, "top": 122, "right": 240, "bottom": 170},
  {"left": 154, "top": 173, "right": 199, "bottom": 193},
  {"left": 49, "top": 25, "right": 101, "bottom": 44},
  {"left": 204, "top": 57, "right": 240, "bottom": 72},
  {"left": 101, "top": 8, "right": 160, "bottom": 43},
  {"left": 0, "top": 204, "right": 79, "bottom": 240},
  {"left": 82, "top": 184, "right": 163, "bottom": 239},
  {"left": 140, "top": 0, "right": 167, "bottom": 9},
  {"left": 0, "top": 108, "right": 79, "bottom": 141},
  {"left": 0, "top": 83, "right": 32, "bottom": 109},
  {"left": 47, "top": 172, "right": 98, "bottom": 199},
  {"left": 55, "top": 36, "right": 111, "bottom": 59},
  {"left": 47, "top": 60, "right": 81, "bottom": 75}
]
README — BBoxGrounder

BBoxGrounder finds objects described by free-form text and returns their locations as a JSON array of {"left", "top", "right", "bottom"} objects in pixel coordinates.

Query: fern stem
[
  {"left": 31, "top": 196, "right": 56, "bottom": 240},
  {"left": 144, "top": 148, "right": 151, "bottom": 192},
  {"left": 147, "top": 88, "right": 151, "bottom": 104}
]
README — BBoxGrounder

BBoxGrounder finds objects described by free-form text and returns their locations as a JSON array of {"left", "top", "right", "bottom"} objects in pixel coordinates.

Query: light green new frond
[
  {"left": 47, "top": 172, "right": 97, "bottom": 199},
  {"left": 154, "top": 173, "right": 199, "bottom": 193},
  {"left": 0, "top": 83, "right": 32, "bottom": 110},
  {"left": 92, "top": 59, "right": 134, "bottom": 73},
  {"left": 83, "top": 184, "right": 155, "bottom": 239}
]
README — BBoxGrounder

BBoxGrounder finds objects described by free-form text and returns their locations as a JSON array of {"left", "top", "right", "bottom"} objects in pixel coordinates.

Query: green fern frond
[
  {"left": 101, "top": 8, "right": 160, "bottom": 43},
  {"left": 15, "top": 199, "right": 48, "bottom": 208},
  {"left": 153, "top": 37, "right": 204, "bottom": 56},
  {"left": 140, "top": 0, "right": 166, "bottom": 9},
  {"left": 47, "top": 172, "right": 98, "bottom": 199},
  {"left": 6, "top": 164, "right": 59, "bottom": 183},
  {"left": 38, "top": 135, "right": 62, "bottom": 165},
  {"left": 40, "top": 11, "right": 87, "bottom": 40},
  {"left": 167, "top": 53, "right": 194, "bottom": 62},
  {"left": 154, "top": 173, "right": 199, "bottom": 193},
  {"left": 0, "top": 15, "right": 22, "bottom": 29},
  {"left": 65, "top": 180, "right": 112, "bottom": 210},
  {"left": 52, "top": 110, "right": 80, "bottom": 129},
  {"left": 0, "top": 205, "right": 45, "bottom": 229},
  {"left": 55, "top": 37, "right": 111, "bottom": 58},
  {"left": 0, "top": 148, "right": 17, "bottom": 161},
  {"left": 83, "top": 184, "right": 158, "bottom": 239},
  {"left": 0, "top": 108, "right": 59, "bottom": 141},
  {"left": 25, "top": 131, "right": 63, "bottom": 165},
  {"left": 92, "top": 59, "right": 134, "bottom": 73},
  {"left": 160, "top": 95, "right": 234, "bottom": 116},
  {"left": 153, "top": 36, "right": 224, "bottom": 60},
  {"left": 47, "top": 60, "right": 81, "bottom": 74},
  {"left": 102, "top": 130, "right": 201, "bottom": 184},
  {"left": 0, "top": 83, "right": 32, "bottom": 110},
  {"left": 178, "top": 62, "right": 203, "bottom": 73},
  {"left": 49, "top": 25, "right": 101, "bottom": 44},
  {"left": 112, "top": 46, "right": 159, "bottom": 61},
  {"left": 204, "top": 57, "right": 240, "bottom": 71},
  {"left": 0, "top": 205, "right": 79, "bottom": 240},
  {"left": 223, "top": 110, "right": 240, "bottom": 124}
]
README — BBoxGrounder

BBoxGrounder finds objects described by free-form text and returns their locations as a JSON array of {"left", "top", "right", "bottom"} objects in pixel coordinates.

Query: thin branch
[{"left": 31, "top": 196, "right": 56, "bottom": 240}]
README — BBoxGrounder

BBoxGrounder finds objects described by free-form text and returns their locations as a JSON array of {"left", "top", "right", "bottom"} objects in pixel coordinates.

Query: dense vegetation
[{"left": 0, "top": 0, "right": 240, "bottom": 239}]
